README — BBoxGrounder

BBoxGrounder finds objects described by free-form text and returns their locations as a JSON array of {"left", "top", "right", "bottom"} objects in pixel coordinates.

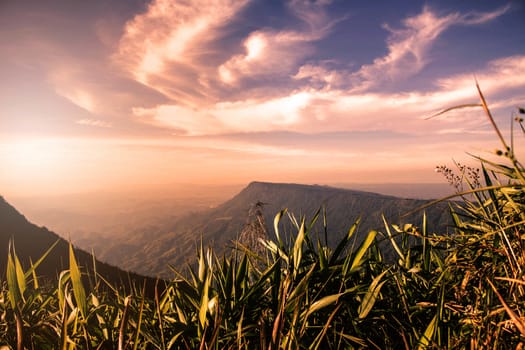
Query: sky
[{"left": 1, "top": 0, "right": 524, "bottom": 197}]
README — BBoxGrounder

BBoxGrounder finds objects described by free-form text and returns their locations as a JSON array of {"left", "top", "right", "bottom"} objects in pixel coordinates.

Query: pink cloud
[
  {"left": 140, "top": 55, "right": 525, "bottom": 136},
  {"left": 114, "top": 0, "right": 250, "bottom": 96}
]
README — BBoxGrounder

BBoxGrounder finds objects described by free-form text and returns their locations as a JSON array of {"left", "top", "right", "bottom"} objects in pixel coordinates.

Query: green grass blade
[
  {"left": 199, "top": 273, "right": 210, "bottom": 328},
  {"left": 417, "top": 314, "right": 437, "bottom": 350},
  {"left": 293, "top": 220, "right": 306, "bottom": 276},
  {"left": 274, "top": 209, "right": 288, "bottom": 248},
  {"left": 69, "top": 242, "right": 87, "bottom": 318},
  {"left": 329, "top": 218, "right": 360, "bottom": 264},
  {"left": 23, "top": 239, "right": 60, "bottom": 280},
  {"left": 358, "top": 269, "right": 389, "bottom": 319},
  {"left": 6, "top": 253, "right": 23, "bottom": 309},
  {"left": 348, "top": 230, "right": 377, "bottom": 274}
]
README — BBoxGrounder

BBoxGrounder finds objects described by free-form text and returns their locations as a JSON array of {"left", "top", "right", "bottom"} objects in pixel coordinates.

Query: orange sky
[{"left": 1, "top": 1, "right": 524, "bottom": 197}]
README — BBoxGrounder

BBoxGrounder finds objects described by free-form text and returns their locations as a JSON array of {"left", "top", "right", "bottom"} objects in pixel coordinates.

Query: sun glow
[{"left": 1, "top": 139, "right": 76, "bottom": 195}]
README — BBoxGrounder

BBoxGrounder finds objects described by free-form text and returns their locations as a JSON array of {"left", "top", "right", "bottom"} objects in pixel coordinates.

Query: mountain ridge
[
  {"left": 0, "top": 196, "right": 160, "bottom": 295},
  {"left": 79, "top": 181, "right": 452, "bottom": 277}
]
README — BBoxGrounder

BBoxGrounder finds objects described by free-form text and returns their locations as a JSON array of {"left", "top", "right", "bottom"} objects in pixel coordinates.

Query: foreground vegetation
[{"left": 1, "top": 88, "right": 524, "bottom": 349}]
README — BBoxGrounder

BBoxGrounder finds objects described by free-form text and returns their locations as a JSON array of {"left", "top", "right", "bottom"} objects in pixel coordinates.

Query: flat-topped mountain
[{"left": 77, "top": 181, "right": 452, "bottom": 277}]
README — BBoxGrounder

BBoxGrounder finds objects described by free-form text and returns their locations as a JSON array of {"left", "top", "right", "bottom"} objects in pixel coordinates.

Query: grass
[{"left": 1, "top": 87, "right": 524, "bottom": 348}]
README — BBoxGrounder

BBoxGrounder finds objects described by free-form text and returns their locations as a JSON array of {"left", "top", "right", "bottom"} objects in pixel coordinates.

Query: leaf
[
  {"left": 358, "top": 269, "right": 389, "bottom": 319},
  {"left": 23, "top": 239, "right": 60, "bottom": 280},
  {"left": 274, "top": 209, "right": 288, "bottom": 248},
  {"left": 199, "top": 273, "right": 210, "bottom": 328},
  {"left": 6, "top": 253, "right": 23, "bottom": 309},
  {"left": 12, "top": 244, "right": 27, "bottom": 301},
  {"left": 317, "top": 239, "right": 328, "bottom": 271},
  {"left": 292, "top": 220, "right": 306, "bottom": 276},
  {"left": 306, "top": 293, "right": 343, "bottom": 317},
  {"left": 69, "top": 242, "right": 87, "bottom": 318},
  {"left": 417, "top": 314, "right": 437, "bottom": 350},
  {"left": 382, "top": 216, "right": 405, "bottom": 264},
  {"left": 329, "top": 218, "right": 360, "bottom": 265},
  {"left": 348, "top": 230, "right": 377, "bottom": 274}
]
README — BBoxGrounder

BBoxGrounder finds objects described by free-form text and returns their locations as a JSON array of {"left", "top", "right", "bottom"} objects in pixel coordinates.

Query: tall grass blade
[
  {"left": 417, "top": 314, "right": 437, "bottom": 350},
  {"left": 358, "top": 269, "right": 389, "bottom": 319},
  {"left": 292, "top": 220, "right": 306, "bottom": 276},
  {"left": 274, "top": 209, "right": 288, "bottom": 247},
  {"left": 69, "top": 242, "right": 87, "bottom": 318},
  {"left": 348, "top": 230, "right": 377, "bottom": 274},
  {"left": 330, "top": 218, "right": 360, "bottom": 264}
]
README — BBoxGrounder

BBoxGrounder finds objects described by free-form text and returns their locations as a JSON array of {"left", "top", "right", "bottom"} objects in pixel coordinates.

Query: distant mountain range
[
  {"left": 0, "top": 196, "right": 159, "bottom": 295},
  {"left": 64, "top": 181, "right": 453, "bottom": 278}
]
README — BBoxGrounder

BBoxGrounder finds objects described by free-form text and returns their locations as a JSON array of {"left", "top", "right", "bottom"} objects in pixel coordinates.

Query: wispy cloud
[
  {"left": 114, "top": 0, "right": 250, "bottom": 102},
  {"left": 218, "top": 0, "right": 336, "bottom": 86},
  {"left": 76, "top": 118, "right": 112, "bottom": 128},
  {"left": 218, "top": 30, "right": 315, "bottom": 85},
  {"left": 142, "top": 53, "right": 525, "bottom": 136},
  {"left": 350, "top": 5, "right": 511, "bottom": 90},
  {"left": 123, "top": 4, "right": 516, "bottom": 137}
]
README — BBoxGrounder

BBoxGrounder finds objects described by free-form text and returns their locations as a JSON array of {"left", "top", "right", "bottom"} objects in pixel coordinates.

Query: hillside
[
  {"left": 0, "top": 196, "right": 160, "bottom": 295},
  {"left": 77, "top": 182, "right": 452, "bottom": 277}
]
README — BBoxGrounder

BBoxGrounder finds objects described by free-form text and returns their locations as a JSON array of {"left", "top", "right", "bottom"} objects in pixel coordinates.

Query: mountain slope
[
  {"left": 0, "top": 196, "right": 159, "bottom": 295},
  {"left": 86, "top": 182, "right": 452, "bottom": 277}
]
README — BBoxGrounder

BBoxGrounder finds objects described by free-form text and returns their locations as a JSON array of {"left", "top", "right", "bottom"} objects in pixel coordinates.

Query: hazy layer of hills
[
  {"left": 58, "top": 182, "right": 452, "bottom": 277},
  {"left": 2, "top": 182, "right": 453, "bottom": 279},
  {"left": 0, "top": 196, "right": 159, "bottom": 295}
]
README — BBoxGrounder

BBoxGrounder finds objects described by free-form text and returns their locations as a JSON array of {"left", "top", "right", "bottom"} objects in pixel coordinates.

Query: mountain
[
  {"left": 77, "top": 182, "right": 453, "bottom": 278},
  {"left": 0, "top": 196, "right": 160, "bottom": 295}
]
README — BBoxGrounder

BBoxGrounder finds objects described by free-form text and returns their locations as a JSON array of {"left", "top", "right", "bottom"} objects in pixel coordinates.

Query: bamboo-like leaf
[
  {"left": 287, "top": 262, "right": 316, "bottom": 303},
  {"left": 292, "top": 220, "right": 306, "bottom": 276},
  {"left": 69, "top": 242, "right": 87, "bottom": 319},
  {"left": 382, "top": 216, "right": 405, "bottom": 263},
  {"left": 6, "top": 253, "right": 23, "bottom": 309},
  {"left": 329, "top": 218, "right": 360, "bottom": 264},
  {"left": 198, "top": 241, "right": 205, "bottom": 283},
  {"left": 317, "top": 239, "right": 328, "bottom": 271},
  {"left": 309, "top": 303, "right": 342, "bottom": 350},
  {"left": 13, "top": 251, "right": 26, "bottom": 300},
  {"left": 259, "top": 239, "right": 289, "bottom": 263},
  {"left": 29, "top": 259, "right": 38, "bottom": 289},
  {"left": 199, "top": 273, "right": 211, "bottom": 328},
  {"left": 417, "top": 314, "right": 437, "bottom": 350},
  {"left": 306, "top": 293, "right": 343, "bottom": 318},
  {"left": 348, "top": 230, "right": 377, "bottom": 274},
  {"left": 274, "top": 209, "right": 288, "bottom": 248},
  {"left": 23, "top": 239, "right": 60, "bottom": 280},
  {"left": 358, "top": 269, "right": 389, "bottom": 319}
]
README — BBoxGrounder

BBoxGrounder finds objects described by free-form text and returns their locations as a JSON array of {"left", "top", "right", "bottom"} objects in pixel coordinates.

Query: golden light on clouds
[{"left": 1, "top": 1, "right": 522, "bottom": 196}]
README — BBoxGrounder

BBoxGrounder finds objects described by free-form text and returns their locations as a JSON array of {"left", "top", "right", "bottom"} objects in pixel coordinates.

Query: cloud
[
  {"left": 141, "top": 54, "right": 525, "bottom": 136},
  {"left": 218, "top": 30, "right": 317, "bottom": 85},
  {"left": 76, "top": 119, "right": 113, "bottom": 128},
  {"left": 292, "top": 63, "right": 345, "bottom": 88},
  {"left": 350, "top": 5, "right": 510, "bottom": 90},
  {"left": 218, "top": 0, "right": 336, "bottom": 86},
  {"left": 114, "top": 0, "right": 250, "bottom": 100}
]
